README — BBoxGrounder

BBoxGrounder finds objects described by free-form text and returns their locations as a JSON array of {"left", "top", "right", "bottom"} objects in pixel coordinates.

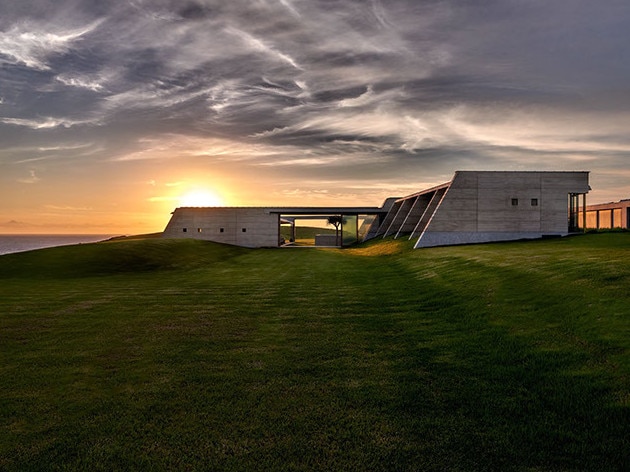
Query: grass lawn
[{"left": 1, "top": 233, "right": 628, "bottom": 471}]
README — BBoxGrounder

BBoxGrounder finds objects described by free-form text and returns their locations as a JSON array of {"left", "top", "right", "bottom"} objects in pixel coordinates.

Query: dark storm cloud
[{"left": 1, "top": 0, "right": 630, "bottom": 201}]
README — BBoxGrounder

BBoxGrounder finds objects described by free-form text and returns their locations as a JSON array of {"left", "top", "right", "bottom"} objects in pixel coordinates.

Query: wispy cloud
[
  {"left": 0, "top": 19, "right": 103, "bottom": 70},
  {"left": 112, "top": 134, "right": 282, "bottom": 162},
  {"left": 56, "top": 73, "right": 106, "bottom": 92},
  {"left": 225, "top": 26, "right": 302, "bottom": 70},
  {"left": 37, "top": 142, "right": 95, "bottom": 152},
  {"left": 1, "top": 116, "right": 97, "bottom": 129},
  {"left": 45, "top": 204, "right": 93, "bottom": 211},
  {"left": 147, "top": 196, "right": 177, "bottom": 203},
  {"left": 17, "top": 170, "right": 40, "bottom": 184}
]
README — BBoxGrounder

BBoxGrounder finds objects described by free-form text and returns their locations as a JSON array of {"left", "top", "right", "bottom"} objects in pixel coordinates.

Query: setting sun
[{"left": 178, "top": 189, "right": 224, "bottom": 208}]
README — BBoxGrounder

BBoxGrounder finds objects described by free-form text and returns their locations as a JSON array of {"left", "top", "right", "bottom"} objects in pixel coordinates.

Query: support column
[{"left": 582, "top": 193, "right": 587, "bottom": 232}]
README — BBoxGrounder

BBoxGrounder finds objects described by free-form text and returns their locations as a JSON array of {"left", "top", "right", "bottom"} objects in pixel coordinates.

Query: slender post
[
  {"left": 339, "top": 214, "right": 343, "bottom": 247},
  {"left": 582, "top": 193, "right": 587, "bottom": 232}
]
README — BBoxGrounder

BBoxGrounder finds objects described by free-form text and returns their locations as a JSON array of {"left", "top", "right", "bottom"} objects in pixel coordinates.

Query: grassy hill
[{"left": 1, "top": 234, "right": 628, "bottom": 471}]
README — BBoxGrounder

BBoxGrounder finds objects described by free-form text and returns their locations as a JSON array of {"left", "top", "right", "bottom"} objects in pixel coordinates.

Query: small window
[
  {"left": 182, "top": 228, "right": 187, "bottom": 233},
  {"left": 197, "top": 228, "right": 202, "bottom": 233},
  {"left": 242, "top": 228, "right": 247, "bottom": 233},
  {"left": 511, "top": 198, "right": 519, "bottom": 206},
  {"left": 531, "top": 198, "right": 538, "bottom": 206},
  {"left": 220, "top": 228, "right": 224, "bottom": 233}
]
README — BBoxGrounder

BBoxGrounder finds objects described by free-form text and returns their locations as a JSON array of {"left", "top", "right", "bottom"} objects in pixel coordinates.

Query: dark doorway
[{"left": 568, "top": 193, "right": 581, "bottom": 232}]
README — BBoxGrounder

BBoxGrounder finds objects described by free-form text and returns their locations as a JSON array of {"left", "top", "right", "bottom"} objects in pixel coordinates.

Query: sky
[{"left": 1, "top": 0, "right": 629, "bottom": 234}]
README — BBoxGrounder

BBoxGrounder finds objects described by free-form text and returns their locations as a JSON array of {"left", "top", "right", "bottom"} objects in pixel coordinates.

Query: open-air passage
[{"left": 1, "top": 233, "right": 628, "bottom": 471}]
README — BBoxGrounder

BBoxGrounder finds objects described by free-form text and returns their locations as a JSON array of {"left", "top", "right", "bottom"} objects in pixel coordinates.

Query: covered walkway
[{"left": 268, "top": 206, "right": 391, "bottom": 247}]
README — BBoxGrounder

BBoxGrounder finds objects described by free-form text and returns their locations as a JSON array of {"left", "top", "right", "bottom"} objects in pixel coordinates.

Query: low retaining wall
[{"left": 315, "top": 234, "right": 339, "bottom": 246}]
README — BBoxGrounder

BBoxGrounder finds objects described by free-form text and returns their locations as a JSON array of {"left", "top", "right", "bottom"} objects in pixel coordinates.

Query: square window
[
  {"left": 531, "top": 198, "right": 538, "bottom": 206},
  {"left": 182, "top": 228, "right": 187, "bottom": 232},
  {"left": 197, "top": 228, "right": 202, "bottom": 233},
  {"left": 220, "top": 228, "right": 224, "bottom": 233},
  {"left": 511, "top": 198, "right": 519, "bottom": 206},
  {"left": 242, "top": 228, "right": 247, "bottom": 232}
]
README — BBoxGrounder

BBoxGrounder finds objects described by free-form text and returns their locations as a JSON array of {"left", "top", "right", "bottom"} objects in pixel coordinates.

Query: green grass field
[{"left": 1, "top": 233, "right": 628, "bottom": 471}]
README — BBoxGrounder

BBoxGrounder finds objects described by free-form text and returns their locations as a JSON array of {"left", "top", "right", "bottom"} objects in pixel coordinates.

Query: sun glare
[{"left": 179, "top": 189, "right": 224, "bottom": 207}]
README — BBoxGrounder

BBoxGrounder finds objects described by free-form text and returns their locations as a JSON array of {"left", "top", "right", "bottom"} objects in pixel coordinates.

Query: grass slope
[{"left": 1, "top": 234, "right": 628, "bottom": 471}]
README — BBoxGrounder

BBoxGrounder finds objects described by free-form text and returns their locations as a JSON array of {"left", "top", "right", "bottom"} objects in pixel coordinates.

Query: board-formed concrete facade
[
  {"left": 408, "top": 171, "right": 590, "bottom": 247},
  {"left": 163, "top": 207, "right": 281, "bottom": 247},
  {"left": 163, "top": 171, "right": 590, "bottom": 248},
  {"left": 162, "top": 205, "right": 389, "bottom": 248}
]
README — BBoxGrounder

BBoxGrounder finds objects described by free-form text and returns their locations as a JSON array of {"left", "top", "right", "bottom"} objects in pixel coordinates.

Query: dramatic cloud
[
  {"left": 1, "top": 0, "right": 629, "bottom": 232},
  {"left": 0, "top": 19, "right": 102, "bottom": 70}
]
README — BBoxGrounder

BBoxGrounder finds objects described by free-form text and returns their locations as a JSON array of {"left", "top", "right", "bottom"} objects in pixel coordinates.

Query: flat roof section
[
  {"left": 395, "top": 181, "right": 451, "bottom": 202},
  {"left": 174, "top": 206, "right": 388, "bottom": 215},
  {"left": 265, "top": 207, "right": 388, "bottom": 216}
]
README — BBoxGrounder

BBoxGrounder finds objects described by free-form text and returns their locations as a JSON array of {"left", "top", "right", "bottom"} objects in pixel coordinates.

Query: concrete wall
[
  {"left": 415, "top": 171, "right": 589, "bottom": 248},
  {"left": 162, "top": 207, "right": 280, "bottom": 248},
  {"left": 314, "top": 234, "right": 339, "bottom": 246}
]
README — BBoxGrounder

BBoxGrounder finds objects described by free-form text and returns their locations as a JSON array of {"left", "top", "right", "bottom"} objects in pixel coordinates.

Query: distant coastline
[{"left": 0, "top": 234, "right": 118, "bottom": 256}]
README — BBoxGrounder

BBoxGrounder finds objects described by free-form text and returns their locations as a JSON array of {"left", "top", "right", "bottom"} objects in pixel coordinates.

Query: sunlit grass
[{"left": 1, "top": 233, "right": 629, "bottom": 470}]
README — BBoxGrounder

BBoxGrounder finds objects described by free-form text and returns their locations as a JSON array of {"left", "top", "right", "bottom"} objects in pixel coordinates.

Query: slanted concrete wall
[
  {"left": 415, "top": 171, "right": 589, "bottom": 248},
  {"left": 425, "top": 172, "right": 478, "bottom": 233},
  {"left": 162, "top": 207, "right": 279, "bottom": 248}
]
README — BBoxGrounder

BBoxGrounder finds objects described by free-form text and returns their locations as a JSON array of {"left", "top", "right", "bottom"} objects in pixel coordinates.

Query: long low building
[
  {"left": 162, "top": 205, "right": 391, "bottom": 248},
  {"left": 580, "top": 199, "right": 630, "bottom": 230},
  {"left": 162, "top": 170, "right": 591, "bottom": 248}
]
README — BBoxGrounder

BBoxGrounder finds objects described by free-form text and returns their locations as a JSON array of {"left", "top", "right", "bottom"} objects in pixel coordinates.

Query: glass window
[
  {"left": 342, "top": 215, "right": 358, "bottom": 246},
  {"left": 511, "top": 198, "right": 519, "bottom": 206},
  {"left": 531, "top": 198, "right": 538, "bottom": 206}
]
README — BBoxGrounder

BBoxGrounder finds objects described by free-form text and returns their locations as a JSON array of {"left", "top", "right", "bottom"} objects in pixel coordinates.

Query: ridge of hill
[{"left": 0, "top": 237, "right": 248, "bottom": 278}]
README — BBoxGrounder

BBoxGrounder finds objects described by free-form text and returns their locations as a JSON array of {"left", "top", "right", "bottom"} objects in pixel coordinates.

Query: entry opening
[
  {"left": 278, "top": 214, "right": 364, "bottom": 247},
  {"left": 568, "top": 193, "right": 586, "bottom": 232}
]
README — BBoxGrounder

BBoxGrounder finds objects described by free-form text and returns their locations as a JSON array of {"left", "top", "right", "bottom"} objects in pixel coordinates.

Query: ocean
[{"left": 0, "top": 235, "right": 116, "bottom": 256}]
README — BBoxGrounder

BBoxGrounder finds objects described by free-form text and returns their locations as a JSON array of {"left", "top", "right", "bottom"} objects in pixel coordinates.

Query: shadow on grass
[
  {"left": 366, "top": 258, "right": 630, "bottom": 471},
  {"left": 384, "top": 325, "right": 629, "bottom": 470}
]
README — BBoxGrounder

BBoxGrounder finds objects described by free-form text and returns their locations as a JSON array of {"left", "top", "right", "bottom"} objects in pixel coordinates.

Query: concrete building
[
  {"left": 580, "top": 199, "right": 630, "bottom": 230},
  {"left": 162, "top": 205, "right": 391, "bottom": 248},
  {"left": 162, "top": 171, "right": 591, "bottom": 248},
  {"left": 379, "top": 171, "right": 590, "bottom": 248}
]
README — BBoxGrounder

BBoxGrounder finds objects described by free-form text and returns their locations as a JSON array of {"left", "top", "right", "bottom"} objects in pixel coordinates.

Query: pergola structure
[{"left": 269, "top": 206, "right": 392, "bottom": 246}]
